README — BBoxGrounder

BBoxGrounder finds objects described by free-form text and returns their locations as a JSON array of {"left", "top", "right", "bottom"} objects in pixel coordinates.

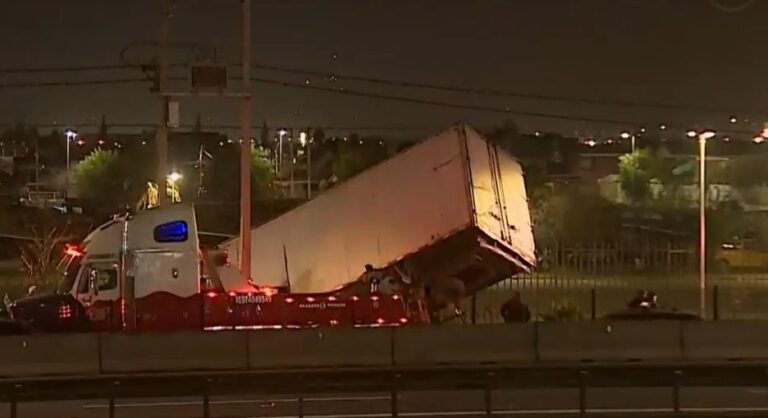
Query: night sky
[{"left": 0, "top": 0, "right": 766, "bottom": 139}]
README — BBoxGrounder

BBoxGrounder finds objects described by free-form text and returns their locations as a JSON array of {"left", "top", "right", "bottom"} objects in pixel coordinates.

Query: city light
[
  {"left": 686, "top": 130, "right": 697, "bottom": 138},
  {"left": 659, "top": 124, "right": 667, "bottom": 130},
  {"left": 299, "top": 131, "right": 307, "bottom": 147},
  {"left": 167, "top": 171, "right": 182, "bottom": 183},
  {"left": 700, "top": 130, "right": 716, "bottom": 140},
  {"left": 64, "top": 129, "right": 77, "bottom": 141},
  {"left": 620, "top": 131, "right": 631, "bottom": 139},
  {"left": 729, "top": 116, "right": 738, "bottom": 124}
]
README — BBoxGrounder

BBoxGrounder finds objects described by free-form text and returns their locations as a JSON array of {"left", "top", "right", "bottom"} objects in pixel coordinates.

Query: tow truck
[{"left": 5, "top": 204, "right": 408, "bottom": 333}]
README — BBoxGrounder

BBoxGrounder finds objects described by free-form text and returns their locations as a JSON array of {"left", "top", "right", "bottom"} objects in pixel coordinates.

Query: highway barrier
[
  {"left": 249, "top": 327, "right": 393, "bottom": 369},
  {"left": 682, "top": 321, "right": 768, "bottom": 361},
  {"left": 100, "top": 331, "right": 249, "bottom": 373},
  {"left": 4, "top": 321, "right": 768, "bottom": 379},
  {"left": 537, "top": 321, "right": 683, "bottom": 362},
  {"left": 0, "top": 334, "right": 99, "bottom": 377},
  {"left": 393, "top": 324, "right": 536, "bottom": 366}
]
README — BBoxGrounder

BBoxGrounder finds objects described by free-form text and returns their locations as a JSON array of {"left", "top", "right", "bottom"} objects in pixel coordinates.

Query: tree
[
  {"left": 73, "top": 149, "right": 124, "bottom": 203},
  {"left": 251, "top": 147, "right": 275, "bottom": 198},
  {"left": 204, "top": 146, "right": 275, "bottom": 201},
  {"left": 619, "top": 149, "right": 653, "bottom": 205},
  {"left": 331, "top": 136, "right": 391, "bottom": 181},
  {"left": 724, "top": 155, "right": 768, "bottom": 188},
  {"left": 18, "top": 221, "right": 72, "bottom": 292}
]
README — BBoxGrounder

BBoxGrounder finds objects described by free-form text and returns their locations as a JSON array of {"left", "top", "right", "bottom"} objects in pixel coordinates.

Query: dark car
[{"left": 9, "top": 293, "right": 89, "bottom": 333}]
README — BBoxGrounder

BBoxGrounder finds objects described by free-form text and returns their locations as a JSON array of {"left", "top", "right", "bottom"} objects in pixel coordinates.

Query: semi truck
[{"left": 4, "top": 125, "right": 534, "bottom": 333}]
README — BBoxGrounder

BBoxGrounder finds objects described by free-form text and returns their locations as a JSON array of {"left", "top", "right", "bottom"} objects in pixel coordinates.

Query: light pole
[
  {"left": 687, "top": 129, "right": 716, "bottom": 318},
  {"left": 64, "top": 129, "right": 77, "bottom": 198},
  {"left": 620, "top": 131, "right": 635, "bottom": 153}
]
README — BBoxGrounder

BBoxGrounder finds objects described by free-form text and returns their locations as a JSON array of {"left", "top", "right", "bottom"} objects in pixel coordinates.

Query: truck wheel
[{"left": 716, "top": 259, "right": 730, "bottom": 274}]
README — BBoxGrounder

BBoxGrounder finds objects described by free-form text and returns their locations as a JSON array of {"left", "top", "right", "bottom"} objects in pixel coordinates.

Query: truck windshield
[{"left": 56, "top": 257, "right": 82, "bottom": 294}]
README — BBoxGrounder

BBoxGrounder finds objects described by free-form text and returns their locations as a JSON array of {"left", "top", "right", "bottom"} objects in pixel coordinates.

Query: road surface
[{"left": 5, "top": 387, "right": 768, "bottom": 417}]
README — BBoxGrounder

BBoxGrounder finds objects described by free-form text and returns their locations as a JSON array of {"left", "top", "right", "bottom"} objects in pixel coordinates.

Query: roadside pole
[
  {"left": 157, "top": 0, "right": 172, "bottom": 206},
  {"left": 240, "top": 0, "right": 252, "bottom": 284}
]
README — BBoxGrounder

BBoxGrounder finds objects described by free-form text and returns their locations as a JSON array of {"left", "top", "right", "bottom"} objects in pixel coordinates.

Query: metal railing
[{"left": 468, "top": 273, "right": 768, "bottom": 323}]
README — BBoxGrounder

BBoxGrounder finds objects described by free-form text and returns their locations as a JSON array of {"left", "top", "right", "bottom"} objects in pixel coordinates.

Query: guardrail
[{"left": 2, "top": 321, "right": 768, "bottom": 417}]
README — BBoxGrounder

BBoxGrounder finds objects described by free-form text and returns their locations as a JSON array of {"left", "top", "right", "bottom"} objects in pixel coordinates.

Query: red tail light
[
  {"left": 64, "top": 243, "right": 84, "bottom": 257},
  {"left": 58, "top": 304, "right": 72, "bottom": 319}
]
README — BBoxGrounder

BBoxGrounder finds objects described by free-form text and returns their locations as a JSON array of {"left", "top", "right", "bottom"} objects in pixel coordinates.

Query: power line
[
  {"left": 0, "top": 64, "right": 136, "bottom": 74},
  {"left": 0, "top": 62, "right": 761, "bottom": 115},
  {"left": 250, "top": 76, "right": 639, "bottom": 126},
  {"left": 0, "top": 78, "right": 148, "bottom": 89},
  {"left": 250, "top": 64, "right": 764, "bottom": 116}
]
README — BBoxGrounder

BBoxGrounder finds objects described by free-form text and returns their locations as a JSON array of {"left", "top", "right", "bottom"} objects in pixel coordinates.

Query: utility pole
[
  {"left": 157, "top": 0, "right": 172, "bottom": 206},
  {"left": 239, "top": 0, "right": 252, "bottom": 284},
  {"left": 307, "top": 133, "right": 312, "bottom": 200}
]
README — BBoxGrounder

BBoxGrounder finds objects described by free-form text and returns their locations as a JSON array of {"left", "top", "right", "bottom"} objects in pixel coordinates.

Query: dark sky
[{"left": 0, "top": 0, "right": 766, "bottom": 139}]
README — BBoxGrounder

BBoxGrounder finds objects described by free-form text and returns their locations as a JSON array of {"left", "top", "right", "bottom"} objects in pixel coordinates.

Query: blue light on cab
[{"left": 153, "top": 220, "right": 189, "bottom": 243}]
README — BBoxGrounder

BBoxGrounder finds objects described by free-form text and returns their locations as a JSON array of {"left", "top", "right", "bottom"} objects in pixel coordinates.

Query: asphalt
[{"left": 6, "top": 387, "right": 768, "bottom": 418}]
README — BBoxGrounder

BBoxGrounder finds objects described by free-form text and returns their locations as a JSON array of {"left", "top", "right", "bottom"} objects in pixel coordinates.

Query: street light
[
  {"left": 64, "top": 129, "right": 77, "bottom": 198},
  {"left": 620, "top": 131, "right": 635, "bottom": 152},
  {"left": 690, "top": 129, "right": 716, "bottom": 318},
  {"left": 167, "top": 171, "right": 182, "bottom": 183}
]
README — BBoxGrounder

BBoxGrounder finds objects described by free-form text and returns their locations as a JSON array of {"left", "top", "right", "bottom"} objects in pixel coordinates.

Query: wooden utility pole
[{"left": 239, "top": 0, "right": 252, "bottom": 283}]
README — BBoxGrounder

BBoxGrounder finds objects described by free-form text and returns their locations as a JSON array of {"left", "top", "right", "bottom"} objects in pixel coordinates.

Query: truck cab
[
  {"left": 8, "top": 204, "right": 411, "bottom": 333},
  {"left": 10, "top": 205, "right": 204, "bottom": 332}
]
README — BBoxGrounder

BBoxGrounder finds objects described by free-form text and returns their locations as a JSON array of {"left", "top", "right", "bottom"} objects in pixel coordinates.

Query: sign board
[{"left": 191, "top": 65, "right": 227, "bottom": 90}]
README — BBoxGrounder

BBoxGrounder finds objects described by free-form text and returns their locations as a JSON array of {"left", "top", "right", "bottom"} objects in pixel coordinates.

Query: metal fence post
[
  {"left": 579, "top": 370, "right": 588, "bottom": 417},
  {"left": 485, "top": 372, "right": 494, "bottom": 416},
  {"left": 712, "top": 285, "right": 719, "bottom": 320},
  {"left": 203, "top": 394, "right": 210, "bottom": 418},
  {"left": 298, "top": 395, "right": 304, "bottom": 418},
  {"left": 391, "top": 374, "right": 399, "bottom": 418},
  {"left": 673, "top": 370, "right": 683, "bottom": 414},
  {"left": 109, "top": 398, "right": 115, "bottom": 418},
  {"left": 590, "top": 288, "right": 596, "bottom": 321}
]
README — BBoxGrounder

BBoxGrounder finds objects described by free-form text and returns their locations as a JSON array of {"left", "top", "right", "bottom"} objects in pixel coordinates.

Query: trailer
[{"left": 217, "top": 124, "right": 534, "bottom": 306}]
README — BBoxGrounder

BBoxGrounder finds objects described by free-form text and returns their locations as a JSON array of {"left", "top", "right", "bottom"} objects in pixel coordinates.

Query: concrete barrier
[
  {"left": 393, "top": 324, "right": 536, "bottom": 366},
  {"left": 100, "top": 331, "right": 248, "bottom": 373},
  {"left": 683, "top": 321, "right": 768, "bottom": 360},
  {"left": 0, "top": 334, "right": 99, "bottom": 377},
  {"left": 248, "top": 327, "right": 392, "bottom": 369},
  {"left": 537, "top": 321, "right": 683, "bottom": 362}
]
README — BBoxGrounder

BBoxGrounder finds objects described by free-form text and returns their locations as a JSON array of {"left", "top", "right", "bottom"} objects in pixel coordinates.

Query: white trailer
[{"left": 217, "top": 125, "right": 535, "bottom": 298}]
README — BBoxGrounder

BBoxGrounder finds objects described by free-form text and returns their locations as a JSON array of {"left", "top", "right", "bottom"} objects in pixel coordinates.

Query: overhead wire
[{"left": 0, "top": 62, "right": 760, "bottom": 115}]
